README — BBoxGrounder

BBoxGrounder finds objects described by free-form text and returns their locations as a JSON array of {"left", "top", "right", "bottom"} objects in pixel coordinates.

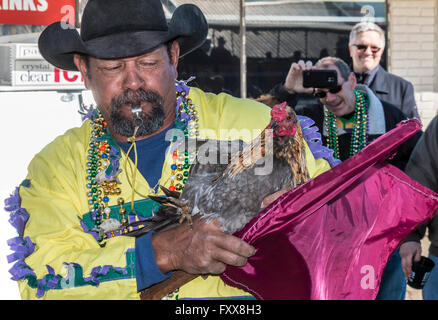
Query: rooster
[
  {"left": 123, "top": 102, "right": 309, "bottom": 237},
  {"left": 121, "top": 102, "right": 310, "bottom": 298}
]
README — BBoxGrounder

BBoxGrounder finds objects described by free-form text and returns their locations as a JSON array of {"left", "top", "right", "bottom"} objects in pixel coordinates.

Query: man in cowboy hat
[{"left": 6, "top": 0, "right": 330, "bottom": 299}]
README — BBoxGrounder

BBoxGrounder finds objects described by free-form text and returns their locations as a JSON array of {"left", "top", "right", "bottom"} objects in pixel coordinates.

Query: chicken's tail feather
[
  {"left": 223, "top": 129, "right": 269, "bottom": 178},
  {"left": 285, "top": 120, "right": 310, "bottom": 186},
  {"left": 119, "top": 206, "right": 180, "bottom": 237},
  {"left": 159, "top": 185, "right": 181, "bottom": 198},
  {"left": 120, "top": 186, "right": 191, "bottom": 237}
]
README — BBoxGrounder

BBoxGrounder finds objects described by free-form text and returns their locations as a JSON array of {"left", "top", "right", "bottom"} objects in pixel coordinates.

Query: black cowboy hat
[{"left": 38, "top": 0, "right": 208, "bottom": 71}]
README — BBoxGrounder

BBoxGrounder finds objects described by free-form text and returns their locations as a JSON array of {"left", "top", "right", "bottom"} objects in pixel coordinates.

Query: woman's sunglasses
[
  {"left": 353, "top": 44, "right": 381, "bottom": 53},
  {"left": 314, "top": 85, "right": 343, "bottom": 99}
]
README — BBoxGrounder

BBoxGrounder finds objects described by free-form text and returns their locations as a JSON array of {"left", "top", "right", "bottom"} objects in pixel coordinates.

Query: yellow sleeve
[
  {"left": 189, "top": 88, "right": 271, "bottom": 142},
  {"left": 9, "top": 125, "right": 139, "bottom": 300},
  {"left": 303, "top": 140, "right": 332, "bottom": 178}
]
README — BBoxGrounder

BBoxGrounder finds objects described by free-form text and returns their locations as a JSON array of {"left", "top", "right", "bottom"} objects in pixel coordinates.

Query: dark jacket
[
  {"left": 269, "top": 84, "right": 422, "bottom": 170},
  {"left": 404, "top": 115, "right": 438, "bottom": 256},
  {"left": 295, "top": 99, "right": 420, "bottom": 171},
  {"left": 368, "top": 65, "right": 419, "bottom": 120}
]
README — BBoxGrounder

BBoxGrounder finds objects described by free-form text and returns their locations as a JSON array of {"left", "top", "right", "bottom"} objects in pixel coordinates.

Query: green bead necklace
[
  {"left": 325, "top": 89, "right": 368, "bottom": 160},
  {"left": 82, "top": 80, "right": 199, "bottom": 243}
]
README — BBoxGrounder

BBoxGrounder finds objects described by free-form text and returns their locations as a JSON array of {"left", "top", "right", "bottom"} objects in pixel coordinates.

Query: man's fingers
[
  {"left": 211, "top": 247, "right": 249, "bottom": 268},
  {"left": 290, "top": 62, "right": 300, "bottom": 71},
  {"left": 414, "top": 249, "right": 422, "bottom": 262},
  {"left": 215, "top": 232, "right": 255, "bottom": 258},
  {"left": 188, "top": 219, "right": 255, "bottom": 273},
  {"left": 297, "top": 60, "right": 306, "bottom": 69},
  {"left": 402, "top": 254, "right": 414, "bottom": 280},
  {"left": 400, "top": 242, "right": 422, "bottom": 279},
  {"left": 200, "top": 260, "right": 227, "bottom": 275},
  {"left": 305, "top": 60, "right": 313, "bottom": 69},
  {"left": 207, "top": 231, "right": 255, "bottom": 265}
]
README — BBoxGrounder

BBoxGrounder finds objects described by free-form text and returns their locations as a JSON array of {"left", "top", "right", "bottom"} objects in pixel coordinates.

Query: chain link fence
[{"left": 0, "top": 0, "right": 386, "bottom": 97}]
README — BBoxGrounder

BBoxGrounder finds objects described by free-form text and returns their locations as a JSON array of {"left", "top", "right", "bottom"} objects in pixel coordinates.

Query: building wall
[{"left": 388, "top": 0, "right": 438, "bottom": 127}]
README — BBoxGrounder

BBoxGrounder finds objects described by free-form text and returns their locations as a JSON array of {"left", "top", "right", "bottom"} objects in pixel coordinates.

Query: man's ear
[
  {"left": 73, "top": 54, "right": 91, "bottom": 89},
  {"left": 170, "top": 41, "right": 180, "bottom": 78},
  {"left": 348, "top": 71, "right": 357, "bottom": 89},
  {"left": 348, "top": 45, "right": 354, "bottom": 58}
]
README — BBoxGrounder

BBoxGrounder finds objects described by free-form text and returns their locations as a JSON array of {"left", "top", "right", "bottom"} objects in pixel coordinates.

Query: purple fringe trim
[
  {"left": 171, "top": 79, "right": 195, "bottom": 155},
  {"left": 7, "top": 236, "right": 35, "bottom": 263},
  {"left": 5, "top": 183, "right": 135, "bottom": 298},
  {"left": 298, "top": 115, "right": 342, "bottom": 168},
  {"left": 175, "top": 77, "right": 193, "bottom": 96},
  {"left": 84, "top": 264, "right": 129, "bottom": 286},
  {"left": 8, "top": 207, "right": 29, "bottom": 237},
  {"left": 5, "top": 187, "right": 31, "bottom": 238},
  {"left": 9, "top": 260, "right": 35, "bottom": 281},
  {"left": 80, "top": 219, "right": 100, "bottom": 241},
  {"left": 5, "top": 187, "right": 21, "bottom": 210},
  {"left": 79, "top": 106, "right": 99, "bottom": 122},
  {"left": 107, "top": 146, "right": 120, "bottom": 179},
  {"left": 175, "top": 78, "right": 196, "bottom": 123},
  {"left": 81, "top": 108, "right": 95, "bottom": 121},
  {"left": 5, "top": 185, "right": 44, "bottom": 297}
]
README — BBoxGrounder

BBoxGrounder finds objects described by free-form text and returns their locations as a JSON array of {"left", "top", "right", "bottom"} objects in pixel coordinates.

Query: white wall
[
  {"left": 0, "top": 90, "right": 87, "bottom": 299},
  {"left": 388, "top": 0, "right": 438, "bottom": 127}
]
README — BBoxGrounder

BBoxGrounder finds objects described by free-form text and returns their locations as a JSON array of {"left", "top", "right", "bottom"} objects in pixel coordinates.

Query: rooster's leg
[
  {"left": 177, "top": 201, "right": 193, "bottom": 228},
  {"left": 177, "top": 204, "right": 193, "bottom": 228}
]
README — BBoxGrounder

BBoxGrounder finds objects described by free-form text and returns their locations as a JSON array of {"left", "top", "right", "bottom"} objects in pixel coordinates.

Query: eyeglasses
[
  {"left": 314, "top": 85, "right": 343, "bottom": 99},
  {"left": 353, "top": 44, "right": 381, "bottom": 53}
]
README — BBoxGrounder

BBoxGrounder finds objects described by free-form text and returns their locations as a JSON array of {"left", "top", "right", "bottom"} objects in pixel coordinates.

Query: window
[{"left": 176, "top": 0, "right": 387, "bottom": 97}]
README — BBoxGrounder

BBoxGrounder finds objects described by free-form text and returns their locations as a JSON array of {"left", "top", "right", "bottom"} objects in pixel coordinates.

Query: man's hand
[
  {"left": 152, "top": 216, "right": 255, "bottom": 275},
  {"left": 283, "top": 60, "right": 315, "bottom": 95},
  {"left": 399, "top": 241, "right": 422, "bottom": 280}
]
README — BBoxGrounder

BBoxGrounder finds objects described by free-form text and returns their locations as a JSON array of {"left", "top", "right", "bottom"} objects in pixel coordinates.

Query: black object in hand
[
  {"left": 407, "top": 256, "right": 435, "bottom": 289},
  {"left": 303, "top": 70, "right": 338, "bottom": 89}
]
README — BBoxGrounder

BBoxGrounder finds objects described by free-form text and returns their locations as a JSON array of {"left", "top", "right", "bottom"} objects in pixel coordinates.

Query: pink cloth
[{"left": 221, "top": 119, "right": 438, "bottom": 300}]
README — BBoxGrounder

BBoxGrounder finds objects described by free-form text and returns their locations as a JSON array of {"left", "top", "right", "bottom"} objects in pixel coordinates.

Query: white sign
[
  {"left": 0, "top": 43, "right": 85, "bottom": 90},
  {"left": 13, "top": 59, "right": 84, "bottom": 86},
  {"left": 16, "top": 44, "right": 43, "bottom": 59}
]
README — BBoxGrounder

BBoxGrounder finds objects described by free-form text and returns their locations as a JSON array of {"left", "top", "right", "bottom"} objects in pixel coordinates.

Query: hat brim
[{"left": 38, "top": 4, "right": 208, "bottom": 71}]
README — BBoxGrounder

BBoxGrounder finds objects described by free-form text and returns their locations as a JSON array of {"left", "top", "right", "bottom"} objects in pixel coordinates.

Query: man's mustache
[
  {"left": 110, "top": 89, "right": 163, "bottom": 112},
  {"left": 108, "top": 88, "right": 166, "bottom": 137}
]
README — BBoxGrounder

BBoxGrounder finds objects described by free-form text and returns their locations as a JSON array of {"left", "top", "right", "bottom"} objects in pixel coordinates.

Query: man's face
[
  {"left": 349, "top": 30, "right": 384, "bottom": 73},
  {"left": 75, "top": 42, "right": 179, "bottom": 139},
  {"left": 315, "top": 65, "right": 356, "bottom": 117}
]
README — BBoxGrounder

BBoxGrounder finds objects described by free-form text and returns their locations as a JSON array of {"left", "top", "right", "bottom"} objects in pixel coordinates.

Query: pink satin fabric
[{"left": 221, "top": 119, "right": 438, "bottom": 300}]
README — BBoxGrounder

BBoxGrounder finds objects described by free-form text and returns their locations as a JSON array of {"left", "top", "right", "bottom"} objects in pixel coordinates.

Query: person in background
[
  {"left": 400, "top": 114, "right": 438, "bottom": 300},
  {"left": 348, "top": 22, "right": 420, "bottom": 120},
  {"left": 268, "top": 56, "right": 422, "bottom": 300}
]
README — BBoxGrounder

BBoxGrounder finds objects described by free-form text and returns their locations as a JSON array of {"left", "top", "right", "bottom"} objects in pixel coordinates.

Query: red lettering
[
  {"left": 54, "top": 67, "right": 60, "bottom": 82},
  {"left": 63, "top": 70, "right": 78, "bottom": 82}
]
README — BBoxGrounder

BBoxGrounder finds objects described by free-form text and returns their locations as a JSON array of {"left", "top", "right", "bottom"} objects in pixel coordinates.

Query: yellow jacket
[{"left": 7, "top": 86, "right": 330, "bottom": 299}]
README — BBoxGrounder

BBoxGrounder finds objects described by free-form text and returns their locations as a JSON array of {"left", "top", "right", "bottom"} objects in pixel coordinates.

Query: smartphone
[{"left": 302, "top": 70, "right": 338, "bottom": 89}]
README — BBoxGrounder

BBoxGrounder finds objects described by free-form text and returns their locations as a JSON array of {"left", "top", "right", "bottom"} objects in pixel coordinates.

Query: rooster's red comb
[{"left": 270, "top": 102, "right": 288, "bottom": 122}]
